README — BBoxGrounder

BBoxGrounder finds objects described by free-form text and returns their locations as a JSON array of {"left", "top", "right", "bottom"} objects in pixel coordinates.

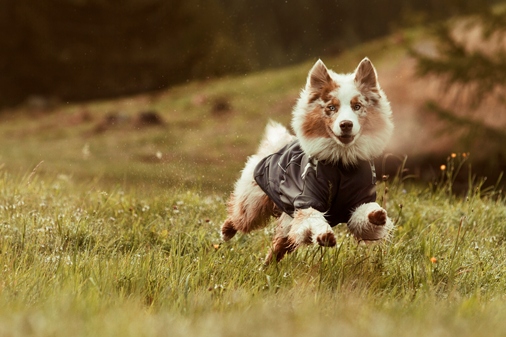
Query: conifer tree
[{"left": 410, "top": 6, "right": 506, "bottom": 158}]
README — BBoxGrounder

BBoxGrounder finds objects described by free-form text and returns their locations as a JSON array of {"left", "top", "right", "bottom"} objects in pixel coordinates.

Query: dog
[{"left": 221, "top": 57, "right": 394, "bottom": 264}]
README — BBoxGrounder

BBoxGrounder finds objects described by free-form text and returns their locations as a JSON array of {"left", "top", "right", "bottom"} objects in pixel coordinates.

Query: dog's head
[{"left": 291, "top": 58, "right": 393, "bottom": 165}]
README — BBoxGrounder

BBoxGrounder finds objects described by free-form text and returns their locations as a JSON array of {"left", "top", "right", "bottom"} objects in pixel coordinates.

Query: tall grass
[{"left": 1, "top": 156, "right": 506, "bottom": 336}]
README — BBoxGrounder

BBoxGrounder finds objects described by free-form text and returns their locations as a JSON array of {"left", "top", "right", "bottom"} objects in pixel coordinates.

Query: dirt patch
[
  {"left": 134, "top": 111, "right": 164, "bottom": 127},
  {"left": 210, "top": 96, "right": 233, "bottom": 117},
  {"left": 93, "top": 110, "right": 165, "bottom": 133}
]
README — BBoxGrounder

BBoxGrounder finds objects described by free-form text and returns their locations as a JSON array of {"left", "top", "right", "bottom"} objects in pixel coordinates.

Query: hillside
[
  {"left": 0, "top": 37, "right": 393, "bottom": 193},
  {"left": 1, "top": 26, "right": 504, "bottom": 194}
]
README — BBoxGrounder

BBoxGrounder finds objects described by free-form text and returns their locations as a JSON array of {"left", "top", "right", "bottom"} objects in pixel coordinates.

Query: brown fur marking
[
  {"left": 355, "top": 58, "right": 381, "bottom": 106},
  {"left": 326, "top": 97, "right": 341, "bottom": 114},
  {"left": 321, "top": 85, "right": 339, "bottom": 102},
  {"left": 221, "top": 218, "right": 237, "bottom": 241},
  {"left": 368, "top": 209, "right": 387, "bottom": 226},
  {"left": 307, "top": 61, "right": 339, "bottom": 104},
  {"left": 302, "top": 97, "right": 340, "bottom": 139},
  {"left": 301, "top": 228, "right": 313, "bottom": 245},
  {"left": 302, "top": 107, "right": 329, "bottom": 138},
  {"left": 229, "top": 192, "right": 275, "bottom": 234},
  {"left": 310, "top": 61, "right": 333, "bottom": 91},
  {"left": 350, "top": 95, "right": 362, "bottom": 107},
  {"left": 316, "top": 232, "right": 336, "bottom": 247},
  {"left": 265, "top": 235, "right": 296, "bottom": 264},
  {"left": 355, "top": 58, "right": 377, "bottom": 91},
  {"left": 308, "top": 81, "right": 339, "bottom": 104}
]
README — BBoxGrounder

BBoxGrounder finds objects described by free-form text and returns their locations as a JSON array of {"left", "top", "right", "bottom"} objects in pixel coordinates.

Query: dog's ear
[
  {"left": 354, "top": 57, "right": 379, "bottom": 92},
  {"left": 306, "top": 59, "right": 333, "bottom": 92}
]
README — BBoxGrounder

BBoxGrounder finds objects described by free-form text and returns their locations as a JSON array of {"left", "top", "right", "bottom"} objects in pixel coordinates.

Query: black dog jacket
[{"left": 254, "top": 140, "right": 377, "bottom": 226}]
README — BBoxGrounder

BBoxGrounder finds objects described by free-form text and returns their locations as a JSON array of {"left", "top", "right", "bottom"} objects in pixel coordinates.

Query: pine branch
[
  {"left": 425, "top": 100, "right": 506, "bottom": 144},
  {"left": 479, "top": 7, "right": 506, "bottom": 37},
  {"left": 410, "top": 9, "right": 506, "bottom": 108}
]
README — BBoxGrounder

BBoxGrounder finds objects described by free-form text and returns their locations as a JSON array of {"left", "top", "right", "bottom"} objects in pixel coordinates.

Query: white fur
[
  {"left": 348, "top": 202, "right": 394, "bottom": 243},
  {"left": 257, "top": 121, "right": 295, "bottom": 158},
  {"left": 329, "top": 75, "right": 363, "bottom": 137},
  {"left": 291, "top": 60, "right": 394, "bottom": 166},
  {"left": 227, "top": 153, "right": 266, "bottom": 219},
  {"left": 234, "top": 122, "right": 293, "bottom": 202},
  {"left": 288, "top": 208, "right": 335, "bottom": 245},
  {"left": 276, "top": 213, "right": 294, "bottom": 238},
  {"left": 227, "top": 122, "right": 293, "bottom": 226}
]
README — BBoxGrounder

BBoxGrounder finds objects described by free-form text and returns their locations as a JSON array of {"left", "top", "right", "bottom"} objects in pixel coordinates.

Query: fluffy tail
[
  {"left": 256, "top": 121, "right": 294, "bottom": 158},
  {"left": 221, "top": 121, "right": 293, "bottom": 242}
]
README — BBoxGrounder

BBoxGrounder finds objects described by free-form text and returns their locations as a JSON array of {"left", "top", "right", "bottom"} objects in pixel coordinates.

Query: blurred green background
[
  {"left": 0, "top": 0, "right": 505, "bottom": 193},
  {"left": 0, "top": 0, "right": 495, "bottom": 106}
]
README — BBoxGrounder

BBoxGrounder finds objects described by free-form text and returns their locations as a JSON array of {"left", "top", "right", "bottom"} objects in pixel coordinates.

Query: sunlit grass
[{"left": 1, "top": 155, "right": 506, "bottom": 336}]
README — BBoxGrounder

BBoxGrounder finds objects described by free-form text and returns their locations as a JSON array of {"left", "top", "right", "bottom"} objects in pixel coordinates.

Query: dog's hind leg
[
  {"left": 222, "top": 122, "right": 294, "bottom": 242},
  {"left": 265, "top": 213, "right": 294, "bottom": 264},
  {"left": 221, "top": 155, "right": 275, "bottom": 241}
]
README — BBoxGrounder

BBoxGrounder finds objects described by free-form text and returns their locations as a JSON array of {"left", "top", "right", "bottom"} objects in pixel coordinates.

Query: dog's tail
[{"left": 256, "top": 120, "right": 294, "bottom": 158}]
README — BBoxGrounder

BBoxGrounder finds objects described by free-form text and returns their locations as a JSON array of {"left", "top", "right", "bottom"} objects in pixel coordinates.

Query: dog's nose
[{"left": 339, "top": 120, "right": 353, "bottom": 132}]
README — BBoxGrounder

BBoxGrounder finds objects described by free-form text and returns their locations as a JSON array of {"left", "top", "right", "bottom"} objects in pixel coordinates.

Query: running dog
[{"left": 221, "top": 57, "right": 394, "bottom": 263}]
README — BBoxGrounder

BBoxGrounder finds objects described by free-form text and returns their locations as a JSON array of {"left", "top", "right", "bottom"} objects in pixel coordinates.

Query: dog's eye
[
  {"left": 353, "top": 104, "right": 362, "bottom": 111},
  {"left": 328, "top": 105, "right": 336, "bottom": 111}
]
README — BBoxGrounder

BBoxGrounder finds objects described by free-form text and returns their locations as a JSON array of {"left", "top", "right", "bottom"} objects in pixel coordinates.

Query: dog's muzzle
[{"left": 337, "top": 120, "right": 355, "bottom": 144}]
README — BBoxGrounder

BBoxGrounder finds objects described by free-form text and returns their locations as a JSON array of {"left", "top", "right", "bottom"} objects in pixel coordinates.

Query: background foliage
[
  {"left": 0, "top": 0, "right": 494, "bottom": 106},
  {"left": 410, "top": 5, "right": 506, "bottom": 169}
]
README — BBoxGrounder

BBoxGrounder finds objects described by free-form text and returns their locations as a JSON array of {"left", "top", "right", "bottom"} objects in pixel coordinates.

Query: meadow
[
  {"left": 2, "top": 33, "right": 506, "bottom": 336},
  {"left": 1, "top": 155, "right": 506, "bottom": 337}
]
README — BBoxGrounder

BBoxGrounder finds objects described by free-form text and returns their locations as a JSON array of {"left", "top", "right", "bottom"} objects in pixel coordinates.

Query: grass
[
  {"left": 0, "top": 33, "right": 409, "bottom": 194},
  {"left": 1, "top": 29, "right": 506, "bottom": 336},
  {"left": 1, "top": 154, "right": 506, "bottom": 336}
]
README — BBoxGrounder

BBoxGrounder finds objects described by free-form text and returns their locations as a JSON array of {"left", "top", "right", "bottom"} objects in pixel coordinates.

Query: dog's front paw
[
  {"left": 316, "top": 232, "right": 336, "bottom": 247},
  {"left": 348, "top": 203, "right": 394, "bottom": 243},
  {"left": 288, "top": 207, "right": 337, "bottom": 248},
  {"left": 368, "top": 209, "right": 387, "bottom": 226}
]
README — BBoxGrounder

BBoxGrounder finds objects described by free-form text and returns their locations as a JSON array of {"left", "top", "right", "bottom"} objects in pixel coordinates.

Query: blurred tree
[
  {"left": 0, "top": 0, "right": 253, "bottom": 105},
  {"left": 0, "top": 0, "right": 502, "bottom": 107},
  {"left": 411, "top": 5, "right": 506, "bottom": 162}
]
